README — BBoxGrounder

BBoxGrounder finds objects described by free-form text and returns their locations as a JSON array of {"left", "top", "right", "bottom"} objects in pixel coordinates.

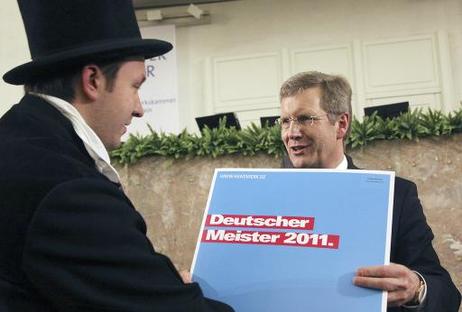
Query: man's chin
[
  {"left": 289, "top": 156, "right": 318, "bottom": 169},
  {"left": 289, "top": 157, "right": 307, "bottom": 168},
  {"left": 105, "top": 140, "right": 122, "bottom": 151}
]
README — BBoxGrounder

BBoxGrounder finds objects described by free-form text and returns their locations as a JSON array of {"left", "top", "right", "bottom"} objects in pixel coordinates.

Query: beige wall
[
  {"left": 116, "top": 134, "right": 462, "bottom": 306},
  {"left": 0, "top": 0, "right": 28, "bottom": 116},
  {"left": 172, "top": 0, "right": 462, "bottom": 130},
  {"left": 1, "top": 0, "right": 462, "bottom": 128}
]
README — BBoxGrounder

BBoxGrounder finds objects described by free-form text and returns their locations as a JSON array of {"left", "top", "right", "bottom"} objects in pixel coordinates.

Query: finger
[
  {"left": 356, "top": 265, "right": 389, "bottom": 278},
  {"left": 387, "top": 289, "right": 413, "bottom": 307},
  {"left": 356, "top": 263, "right": 407, "bottom": 278},
  {"left": 354, "top": 276, "right": 414, "bottom": 307},
  {"left": 353, "top": 275, "right": 411, "bottom": 291}
]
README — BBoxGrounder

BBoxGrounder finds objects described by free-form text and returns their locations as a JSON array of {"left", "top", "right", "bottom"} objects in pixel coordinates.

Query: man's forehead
[{"left": 280, "top": 88, "right": 323, "bottom": 115}]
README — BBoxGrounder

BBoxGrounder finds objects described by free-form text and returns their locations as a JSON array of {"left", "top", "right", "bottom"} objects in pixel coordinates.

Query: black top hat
[{"left": 3, "top": 0, "right": 173, "bottom": 85}]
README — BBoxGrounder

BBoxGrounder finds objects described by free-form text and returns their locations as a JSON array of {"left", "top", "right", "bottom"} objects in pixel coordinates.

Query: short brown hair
[{"left": 24, "top": 57, "right": 141, "bottom": 102}]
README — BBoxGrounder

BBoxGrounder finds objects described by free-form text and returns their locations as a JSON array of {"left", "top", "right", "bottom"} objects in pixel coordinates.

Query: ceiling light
[{"left": 187, "top": 3, "right": 203, "bottom": 19}]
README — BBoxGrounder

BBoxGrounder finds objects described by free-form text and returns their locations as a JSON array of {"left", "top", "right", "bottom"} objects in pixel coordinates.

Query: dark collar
[
  {"left": 1, "top": 93, "right": 94, "bottom": 167},
  {"left": 346, "top": 154, "right": 359, "bottom": 169}
]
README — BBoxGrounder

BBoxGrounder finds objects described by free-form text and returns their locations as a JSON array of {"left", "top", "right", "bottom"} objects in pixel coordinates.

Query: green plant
[
  {"left": 111, "top": 106, "right": 462, "bottom": 164},
  {"left": 419, "top": 108, "right": 452, "bottom": 136},
  {"left": 345, "top": 112, "right": 385, "bottom": 148},
  {"left": 447, "top": 109, "right": 462, "bottom": 133},
  {"left": 375, "top": 116, "right": 399, "bottom": 140},
  {"left": 392, "top": 109, "right": 428, "bottom": 140}
]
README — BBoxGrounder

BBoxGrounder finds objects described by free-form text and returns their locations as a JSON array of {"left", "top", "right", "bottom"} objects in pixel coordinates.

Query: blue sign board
[{"left": 192, "top": 169, "right": 394, "bottom": 312}]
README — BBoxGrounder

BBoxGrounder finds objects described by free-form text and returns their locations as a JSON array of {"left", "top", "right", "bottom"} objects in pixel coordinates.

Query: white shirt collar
[
  {"left": 335, "top": 155, "right": 348, "bottom": 170},
  {"left": 32, "top": 93, "right": 120, "bottom": 184}
]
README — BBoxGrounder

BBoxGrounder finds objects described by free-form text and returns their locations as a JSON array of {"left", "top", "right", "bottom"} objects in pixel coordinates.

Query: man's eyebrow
[{"left": 300, "top": 109, "right": 322, "bottom": 115}]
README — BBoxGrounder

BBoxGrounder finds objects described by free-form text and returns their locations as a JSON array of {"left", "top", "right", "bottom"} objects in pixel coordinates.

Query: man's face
[
  {"left": 280, "top": 87, "right": 346, "bottom": 169},
  {"left": 93, "top": 60, "right": 146, "bottom": 150}
]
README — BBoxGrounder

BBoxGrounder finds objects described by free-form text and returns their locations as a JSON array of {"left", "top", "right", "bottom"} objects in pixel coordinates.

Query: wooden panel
[
  {"left": 213, "top": 53, "right": 282, "bottom": 111},
  {"left": 201, "top": 33, "right": 451, "bottom": 127},
  {"left": 363, "top": 35, "right": 439, "bottom": 93},
  {"left": 290, "top": 45, "right": 354, "bottom": 86}
]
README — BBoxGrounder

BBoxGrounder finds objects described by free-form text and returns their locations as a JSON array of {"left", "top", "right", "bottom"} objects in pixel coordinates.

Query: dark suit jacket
[
  {"left": 347, "top": 155, "right": 460, "bottom": 311},
  {"left": 282, "top": 154, "right": 460, "bottom": 311},
  {"left": 0, "top": 94, "right": 233, "bottom": 312}
]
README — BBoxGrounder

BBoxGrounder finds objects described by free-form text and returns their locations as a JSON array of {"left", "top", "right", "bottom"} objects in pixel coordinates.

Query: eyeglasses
[{"left": 277, "top": 114, "right": 329, "bottom": 129}]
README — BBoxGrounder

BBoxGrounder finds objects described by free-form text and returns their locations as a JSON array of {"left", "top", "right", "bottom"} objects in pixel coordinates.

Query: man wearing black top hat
[{"left": 0, "top": 1, "right": 233, "bottom": 311}]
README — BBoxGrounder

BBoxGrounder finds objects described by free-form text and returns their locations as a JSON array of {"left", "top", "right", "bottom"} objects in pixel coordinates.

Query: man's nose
[
  {"left": 287, "top": 120, "right": 302, "bottom": 139},
  {"left": 132, "top": 95, "right": 144, "bottom": 118}
]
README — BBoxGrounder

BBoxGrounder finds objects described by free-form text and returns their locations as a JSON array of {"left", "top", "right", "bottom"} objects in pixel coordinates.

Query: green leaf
[{"left": 111, "top": 106, "right": 462, "bottom": 164}]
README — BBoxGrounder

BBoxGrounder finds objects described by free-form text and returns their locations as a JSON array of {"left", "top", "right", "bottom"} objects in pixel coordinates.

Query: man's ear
[
  {"left": 80, "top": 65, "right": 104, "bottom": 101},
  {"left": 336, "top": 112, "right": 350, "bottom": 140}
]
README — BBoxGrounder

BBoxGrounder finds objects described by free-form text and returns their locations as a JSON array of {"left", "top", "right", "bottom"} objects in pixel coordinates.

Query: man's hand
[{"left": 353, "top": 263, "right": 420, "bottom": 307}]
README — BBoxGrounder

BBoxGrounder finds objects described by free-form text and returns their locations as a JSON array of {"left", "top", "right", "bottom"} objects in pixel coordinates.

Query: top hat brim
[{"left": 3, "top": 38, "right": 173, "bottom": 85}]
